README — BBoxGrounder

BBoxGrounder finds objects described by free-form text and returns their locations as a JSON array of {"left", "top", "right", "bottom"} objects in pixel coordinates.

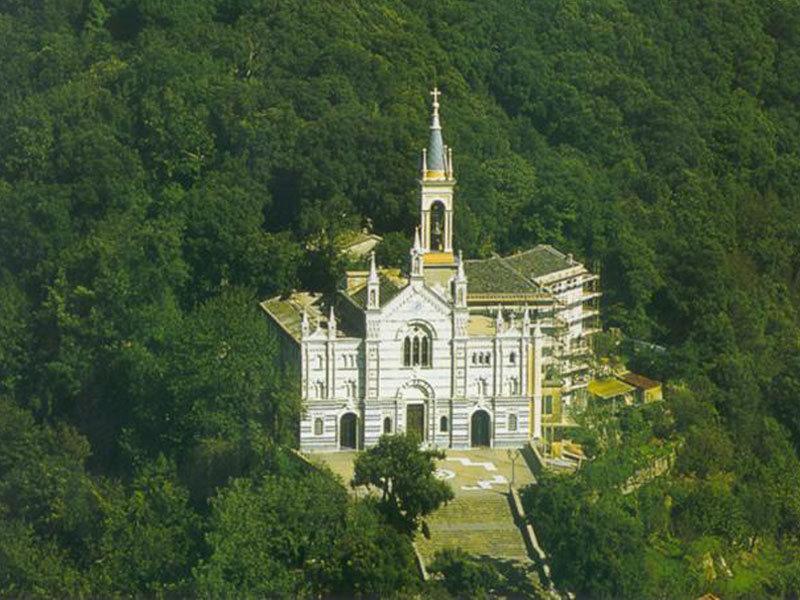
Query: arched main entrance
[
  {"left": 406, "top": 404, "right": 426, "bottom": 441},
  {"left": 471, "top": 410, "right": 491, "bottom": 447},
  {"left": 397, "top": 380, "right": 432, "bottom": 442},
  {"left": 340, "top": 413, "right": 358, "bottom": 449}
]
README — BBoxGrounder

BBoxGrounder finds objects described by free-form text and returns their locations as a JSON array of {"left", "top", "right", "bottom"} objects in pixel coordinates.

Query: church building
[{"left": 262, "top": 89, "right": 601, "bottom": 451}]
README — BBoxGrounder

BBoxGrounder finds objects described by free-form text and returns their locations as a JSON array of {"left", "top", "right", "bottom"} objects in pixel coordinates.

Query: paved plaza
[
  {"left": 310, "top": 446, "right": 535, "bottom": 496},
  {"left": 309, "top": 446, "right": 536, "bottom": 565}
]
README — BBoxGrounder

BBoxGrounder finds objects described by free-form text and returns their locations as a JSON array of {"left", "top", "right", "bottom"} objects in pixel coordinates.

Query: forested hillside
[{"left": 1, "top": 0, "right": 800, "bottom": 597}]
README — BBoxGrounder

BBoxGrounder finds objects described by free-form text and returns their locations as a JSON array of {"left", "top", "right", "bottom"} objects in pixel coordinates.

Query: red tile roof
[{"left": 618, "top": 372, "right": 661, "bottom": 390}]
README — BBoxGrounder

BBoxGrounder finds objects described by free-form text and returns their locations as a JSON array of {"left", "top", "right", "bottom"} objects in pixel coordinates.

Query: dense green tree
[
  {"left": 158, "top": 288, "right": 298, "bottom": 456},
  {"left": 322, "top": 500, "right": 421, "bottom": 597},
  {"left": 352, "top": 433, "right": 454, "bottom": 534},
  {"left": 194, "top": 471, "right": 348, "bottom": 597},
  {"left": 428, "top": 548, "right": 503, "bottom": 599},
  {"left": 90, "top": 457, "right": 199, "bottom": 595}
]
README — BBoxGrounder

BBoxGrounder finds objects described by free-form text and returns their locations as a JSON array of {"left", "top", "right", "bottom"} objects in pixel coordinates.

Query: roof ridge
[
  {"left": 539, "top": 244, "right": 565, "bottom": 258},
  {"left": 347, "top": 282, "right": 368, "bottom": 296},
  {"left": 494, "top": 256, "right": 540, "bottom": 290},
  {"left": 464, "top": 245, "right": 559, "bottom": 263},
  {"left": 506, "top": 247, "right": 539, "bottom": 258},
  {"left": 339, "top": 289, "right": 364, "bottom": 312}
]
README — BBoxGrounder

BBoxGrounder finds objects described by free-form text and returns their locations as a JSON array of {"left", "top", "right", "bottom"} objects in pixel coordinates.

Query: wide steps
[{"left": 416, "top": 490, "right": 529, "bottom": 563}]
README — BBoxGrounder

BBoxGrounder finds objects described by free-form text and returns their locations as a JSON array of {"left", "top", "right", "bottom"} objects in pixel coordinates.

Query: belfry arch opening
[{"left": 430, "top": 201, "right": 445, "bottom": 251}]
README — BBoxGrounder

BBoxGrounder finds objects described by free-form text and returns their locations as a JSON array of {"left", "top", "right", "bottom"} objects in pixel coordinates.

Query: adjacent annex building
[{"left": 262, "top": 89, "right": 601, "bottom": 452}]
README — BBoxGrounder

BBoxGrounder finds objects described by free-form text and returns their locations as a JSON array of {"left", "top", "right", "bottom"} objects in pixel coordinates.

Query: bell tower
[{"left": 419, "top": 87, "right": 456, "bottom": 258}]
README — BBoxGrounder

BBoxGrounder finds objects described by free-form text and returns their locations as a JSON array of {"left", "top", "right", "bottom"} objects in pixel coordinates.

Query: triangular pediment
[{"left": 380, "top": 281, "right": 452, "bottom": 319}]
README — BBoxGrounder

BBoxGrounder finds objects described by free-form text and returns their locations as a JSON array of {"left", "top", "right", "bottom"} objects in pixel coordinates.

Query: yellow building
[
  {"left": 588, "top": 378, "right": 636, "bottom": 408},
  {"left": 617, "top": 372, "right": 663, "bottom": 403}
]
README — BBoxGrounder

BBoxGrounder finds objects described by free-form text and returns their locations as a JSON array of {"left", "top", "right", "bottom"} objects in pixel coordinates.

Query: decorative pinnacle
[
  {"left": 448, "top": 146, "right": 454, "bottom": 177},
  {"left": 413, "top": 226, "right": 422, "bottom": 251},
  {"left": 368, "top": 251, "right": 379, "bottom": 283},
  {"left": 496, "top": 305, "right": 504, "bottom": 329},
  {"left": 328, "top": 305, "right": 336, "bottom": 330},
  {"left": 533, "top": 320, "right": 543, "bottom": 339},
  {"left": 456, "top": 250, "right": 466, "bottom": 280}
]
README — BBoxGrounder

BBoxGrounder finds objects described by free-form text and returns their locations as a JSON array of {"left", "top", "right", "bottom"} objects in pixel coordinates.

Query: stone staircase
[{"left": 416, "top": 489, "right": 529, "bottom": 563}]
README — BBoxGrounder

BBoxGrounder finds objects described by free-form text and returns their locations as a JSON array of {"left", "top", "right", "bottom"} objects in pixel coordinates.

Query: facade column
[
  {"left": 445, "top": 210, "right": 453, "bottom": 252},
  {"left": 326, "top": 340, "right": 335, "bottom": 400},
  {"left": 422, "top": 212, "right": 430, "bottom": 251},
  {"left": 532, "top": 324, "right": 543, "bottom": 439}
]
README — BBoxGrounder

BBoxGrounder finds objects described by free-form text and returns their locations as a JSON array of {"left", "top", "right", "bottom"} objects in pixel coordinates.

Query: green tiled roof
[
  {"left": 463, "top": 256, "right": 539, "bottom": 294},
  {"left": 262, "top": 292, "right": 363, "bottom": 340},
  {"left": 503, "top": 245, "right": 575, "bottom": 279},
  {"left": 349, "top": 275, "right": 406, "bottom": 309},
  {"left": 261, "top": 293, "right": 322, "bottom": 342}
]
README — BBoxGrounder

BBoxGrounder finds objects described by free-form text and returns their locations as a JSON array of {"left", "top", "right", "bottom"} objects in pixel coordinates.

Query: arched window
[
  {"left": 472, "top": 353, "right": 477, "bottom": 365},
  {"left": 383, "top": 417, "right": 392, "bottom": 434},
  {"left": 476, "top": 379, "right": 487, "bottom": 397},
  {"left": 508, "top": 377, "right": 519, "bottom": 395},
  {"left": 509, "top": 352, "right": 516, "bottom": 364},
  {"left": 314, "top": 418, "right": 324, "bottom": 435},
  {"left": 314, "top": 381, "right": 325, "bottom": 398},
  {"left": 508, "top": 414, "right": 518, "bottom": 432},
  {"left": 440, "top": 416, "right": 449, "bottom": 433},
  {"left": 403, "top": 325, "right": 432, "bottom": 367},
  {"left": 315, "top": 355, "right": 323, "bottom": 370},
  {"left": 369, "top": 290, "right": 377, "bottom": 305}
]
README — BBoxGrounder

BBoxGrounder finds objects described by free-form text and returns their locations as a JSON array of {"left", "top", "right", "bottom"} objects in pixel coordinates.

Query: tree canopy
[{"left": 352, "top": 433, "right": 454, "bottom": 534}]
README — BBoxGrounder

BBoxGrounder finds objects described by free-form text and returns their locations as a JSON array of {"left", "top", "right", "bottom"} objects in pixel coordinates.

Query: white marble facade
[{"left": 296, "top": 276, "right": 537, "bottom": 452}]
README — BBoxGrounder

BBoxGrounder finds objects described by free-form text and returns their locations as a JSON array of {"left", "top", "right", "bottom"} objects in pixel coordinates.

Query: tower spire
[{"left": 425, "top": 86, "right": 446, "bottom": 178}]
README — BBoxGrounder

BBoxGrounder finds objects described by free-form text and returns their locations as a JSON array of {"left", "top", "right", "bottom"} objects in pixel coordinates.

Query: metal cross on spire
[
  {"left": 429, "top": 86, "right": 442, "bottom": 134},
  {"left": 430, "top": 86, "right": 441, "bottom": 107}
]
